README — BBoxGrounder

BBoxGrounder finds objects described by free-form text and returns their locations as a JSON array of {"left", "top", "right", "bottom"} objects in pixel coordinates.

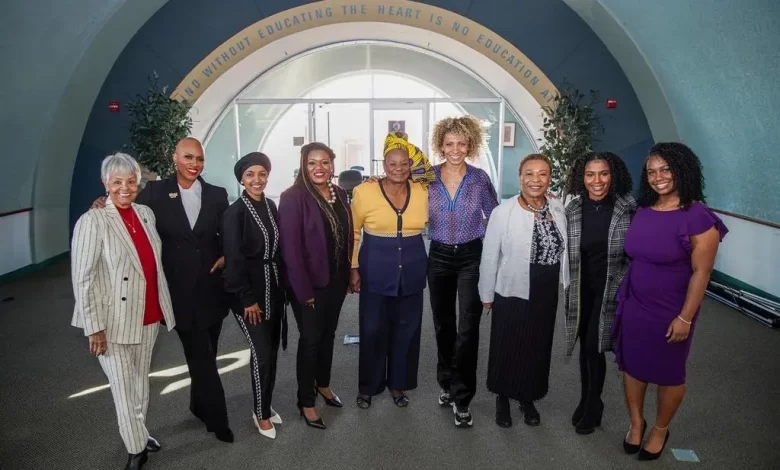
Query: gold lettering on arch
[{"left": 171, "top": 0, "right": 558, "bottom": 105}]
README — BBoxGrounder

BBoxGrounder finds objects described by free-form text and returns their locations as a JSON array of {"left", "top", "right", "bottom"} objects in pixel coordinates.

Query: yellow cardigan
[{"left": 350, "top": 181, "right": 428, "bottom": 267}]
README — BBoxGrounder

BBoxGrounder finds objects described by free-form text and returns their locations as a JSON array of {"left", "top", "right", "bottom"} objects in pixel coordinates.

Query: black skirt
[{"left": 487, "top": 262, "right": 560, "bottom": 402}]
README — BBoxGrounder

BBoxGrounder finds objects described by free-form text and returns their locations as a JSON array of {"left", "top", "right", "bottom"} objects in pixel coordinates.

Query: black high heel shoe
[
  {"left": 316, "top": 388, "right": 343, "bottom": 407},
  {"left": 297, "top": 403, "right": 327, "bottom": 430},
  {"left": 623, "top": 419, "right": 648, "bottom": 454},
  {"left": 638, "top": 427, "right": 670, "bottom": 461}
]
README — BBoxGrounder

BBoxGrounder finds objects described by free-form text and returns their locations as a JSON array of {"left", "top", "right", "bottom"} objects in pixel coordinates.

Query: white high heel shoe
[
  {"left": 270, "top": 408, "right": 282, "bottom": 425},
  {"left": 252, "top": 413, "right": 277, "bottom": 440}
]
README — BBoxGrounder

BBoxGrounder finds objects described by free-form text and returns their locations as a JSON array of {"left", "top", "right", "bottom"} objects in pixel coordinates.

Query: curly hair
[
  {"left": 294, "top": 142, "right": 344, "bottom": 258},
  {"left": 638, "top": 142, "right": 705, "bottom": 209},
  {"left": 563, "top": 151, "right": 633, "bottom": 200},
  {"left": 431, "top": 115, "right": 484, "bottom": 160}
]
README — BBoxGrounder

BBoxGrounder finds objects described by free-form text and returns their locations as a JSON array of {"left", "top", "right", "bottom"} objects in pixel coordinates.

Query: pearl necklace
[
  {"left": 325, "top": 181, "right": 336, "bottom": 205},
  {"left": 521, "top": 194, "right": 548, "bottom": 213}
]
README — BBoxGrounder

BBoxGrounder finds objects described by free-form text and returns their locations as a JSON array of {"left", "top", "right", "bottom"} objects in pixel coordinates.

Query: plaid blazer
[{"left": 563, "top": 193, "right": 636, "bottom": 356}]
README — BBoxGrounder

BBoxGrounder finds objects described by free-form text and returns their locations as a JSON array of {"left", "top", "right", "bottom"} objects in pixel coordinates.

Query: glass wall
[{"left": 202, "top": 42, "right": 537, "bottom": 202}]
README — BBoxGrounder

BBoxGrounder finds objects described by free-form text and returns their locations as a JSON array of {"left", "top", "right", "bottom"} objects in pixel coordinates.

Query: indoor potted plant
[
  {"left": 126, "top": 71, "right": 193, "bottom": 184},
  {"left": 539, "top": 80, "right": 602, "bottom": 196}
]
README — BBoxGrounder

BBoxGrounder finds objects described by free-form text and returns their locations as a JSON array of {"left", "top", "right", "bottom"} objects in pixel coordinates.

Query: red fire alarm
[
  {"left": 109, "top": 101, "right": 120, "bottom": 113},
  {"left": 606, "top": 99, "right": 617, "bottom": 109}
]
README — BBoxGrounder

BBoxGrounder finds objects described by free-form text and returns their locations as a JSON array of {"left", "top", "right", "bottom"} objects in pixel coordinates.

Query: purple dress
[{"left": 613, "top": 202, "right": 728, "bottom": 386}]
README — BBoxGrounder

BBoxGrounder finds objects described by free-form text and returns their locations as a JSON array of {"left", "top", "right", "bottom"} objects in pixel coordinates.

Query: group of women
[
  {"left": 479, "top": 141, "right": 727, "bottom": 461},
  {"left": 72, "top": 114, "right": 727, "bottom": 469}
]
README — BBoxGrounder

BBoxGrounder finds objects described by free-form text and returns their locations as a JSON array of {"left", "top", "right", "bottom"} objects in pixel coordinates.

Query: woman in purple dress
[{"left": 614, "top": 142, "right": 728, "bottom": 460}]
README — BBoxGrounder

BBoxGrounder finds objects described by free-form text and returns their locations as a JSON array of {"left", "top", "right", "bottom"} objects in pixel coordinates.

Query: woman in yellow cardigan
[{"left": 350, "top": 132, "right": 430, "bottom": 409}]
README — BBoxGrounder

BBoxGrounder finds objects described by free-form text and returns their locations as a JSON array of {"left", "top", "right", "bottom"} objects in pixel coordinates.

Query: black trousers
[
  {"left": 578, "top": 279, "right": 607, "bottom": 406},
  {"left": 291, "top": 276, "right": 347, "bottom": 408},
  {"left": 175, "top": 321, "right": 229, "bottom": 430},
  {"left": 231, "top": 300, "right": 282, "bottom": 420},
  {"left": 427, "top": 239, "right": 483, "bottom": 407}
]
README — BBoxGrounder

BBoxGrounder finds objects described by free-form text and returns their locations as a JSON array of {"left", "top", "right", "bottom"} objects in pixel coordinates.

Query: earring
[{"left": 105, "top": 190, "right": 109, "bottom": 196}]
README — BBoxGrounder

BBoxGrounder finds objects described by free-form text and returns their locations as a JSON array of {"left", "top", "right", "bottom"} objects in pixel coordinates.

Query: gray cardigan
[{"left": 478, "top": 196, "right": 569, "bottom": 303}]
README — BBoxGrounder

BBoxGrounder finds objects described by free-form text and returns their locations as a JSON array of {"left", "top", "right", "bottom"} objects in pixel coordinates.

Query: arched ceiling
[{"left": 4, "top": 0, "right": 778, "bottom": 265}]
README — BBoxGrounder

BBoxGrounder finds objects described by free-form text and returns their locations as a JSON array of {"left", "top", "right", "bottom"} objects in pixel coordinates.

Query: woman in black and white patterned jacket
[
  {"left": 222, "top": 152, "right": 286, "bottom": 440},
  {"left": 563, "top": 151, "right": 636, "bottom": 436}
]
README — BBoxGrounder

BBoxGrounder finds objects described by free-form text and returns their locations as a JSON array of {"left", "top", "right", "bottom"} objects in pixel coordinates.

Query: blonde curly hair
[{"left": 431, "top": 115, "right": 484, "bottom": 161}]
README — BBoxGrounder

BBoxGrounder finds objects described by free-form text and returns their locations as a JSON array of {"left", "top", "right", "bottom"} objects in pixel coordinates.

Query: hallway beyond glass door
[{"left": 370, "top": 103, "right": 428, "bottom": 177}]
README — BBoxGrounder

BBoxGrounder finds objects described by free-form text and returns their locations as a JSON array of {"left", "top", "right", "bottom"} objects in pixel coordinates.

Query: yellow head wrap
[{"left": 382, "top": 131, "right": 436, "bottom": 188}]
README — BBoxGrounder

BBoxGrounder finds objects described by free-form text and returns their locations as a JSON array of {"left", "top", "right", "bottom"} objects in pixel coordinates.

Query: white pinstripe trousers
[{"left": 98, "top": 323, "right": 159, "bottom": 454}]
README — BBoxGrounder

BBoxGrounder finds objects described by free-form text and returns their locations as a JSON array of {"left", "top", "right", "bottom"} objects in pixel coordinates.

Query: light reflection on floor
[{"left": 68, "top": 349, "right": 251, "bottom": 398}]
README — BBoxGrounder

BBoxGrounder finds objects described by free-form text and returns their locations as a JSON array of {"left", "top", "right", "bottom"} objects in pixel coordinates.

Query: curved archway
[
  {"left": 199, "top": 40, "right": 520, "bottom": 201},
  {"left": 171, "top": 0, "right": 559, "bottom": 106},
  {"left": 35, "top": 0, "right": 664, "bottom": 272}
]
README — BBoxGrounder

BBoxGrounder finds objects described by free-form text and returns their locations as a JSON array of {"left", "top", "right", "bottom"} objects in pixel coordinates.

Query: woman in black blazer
[{"left": 222, "top": 152, "right": 286, "bottom": 440}]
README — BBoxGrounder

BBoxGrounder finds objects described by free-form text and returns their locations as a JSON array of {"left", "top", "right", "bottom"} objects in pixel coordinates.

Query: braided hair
[
  {"left": 638, "top": 142, "right": 705, "bottom": 209},
  {"left": 563, "top": 151, "right": 633, "bottom": 200},
  {"left": 294, "top": 142, "right": 344, "bottom": 259}
]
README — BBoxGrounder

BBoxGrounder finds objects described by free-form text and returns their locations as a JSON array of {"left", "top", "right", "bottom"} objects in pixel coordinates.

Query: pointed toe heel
[
  {"left": 623, "top": 419, "right": 647, "bottom": 455},
  {"left": 638, "top": 428, "right": 670, "bottom": 461},
  {"left": 298, "top": 404, "right": 327, "bottom": 430}
]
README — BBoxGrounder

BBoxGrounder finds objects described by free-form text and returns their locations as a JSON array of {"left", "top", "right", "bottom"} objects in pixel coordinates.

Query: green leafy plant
[
  {"left": 539, "top": 80, "right": 603, "bottom": 195},
  {"left": 126, "top": 72, "right": 192, "bottom": 179}
]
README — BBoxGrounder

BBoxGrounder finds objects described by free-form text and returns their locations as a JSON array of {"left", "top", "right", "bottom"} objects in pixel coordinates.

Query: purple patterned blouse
[{"left": 428, "top": 164, "right": 499, "bottom": 245}]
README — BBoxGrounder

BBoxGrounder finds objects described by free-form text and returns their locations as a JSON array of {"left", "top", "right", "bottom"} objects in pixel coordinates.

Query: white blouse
[{"left": 478, "top": 196, "right": 570, "bottom": 302}]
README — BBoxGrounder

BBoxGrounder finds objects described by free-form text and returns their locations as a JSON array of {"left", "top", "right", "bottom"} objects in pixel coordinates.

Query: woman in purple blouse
[{"left": 427, "top": 116, "right": 498, "bottom": 428}]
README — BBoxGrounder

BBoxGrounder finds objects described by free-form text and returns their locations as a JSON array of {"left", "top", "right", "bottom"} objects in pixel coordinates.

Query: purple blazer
[{"left": 278, "top": 184, "right": 354, "bottom": 304}]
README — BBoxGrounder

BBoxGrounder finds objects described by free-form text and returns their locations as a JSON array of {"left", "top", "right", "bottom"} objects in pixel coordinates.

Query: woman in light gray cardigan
[{"left": 479, "top": 154, "right": 569, "bottom": 428}]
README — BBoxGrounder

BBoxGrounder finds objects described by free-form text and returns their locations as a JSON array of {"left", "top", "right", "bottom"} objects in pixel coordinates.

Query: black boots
[
  {"left": 573, "top": 352, "right": 606, "bottom": 434},
  {"left": 519, "top": 401, "right": 540, "bottom": 426},
  {"left": 495, "top": 395, "right": 512, "bottom": 428}
]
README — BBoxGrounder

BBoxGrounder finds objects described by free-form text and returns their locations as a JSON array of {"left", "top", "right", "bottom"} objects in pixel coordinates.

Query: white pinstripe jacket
[{"left": 71, "top": 200, "right": 176, "bottom": 344}]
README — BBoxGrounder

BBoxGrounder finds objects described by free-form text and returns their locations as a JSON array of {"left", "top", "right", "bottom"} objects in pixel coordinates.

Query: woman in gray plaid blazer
[{"left": 563, "top": 152, "right": 636, "bottom": 435}]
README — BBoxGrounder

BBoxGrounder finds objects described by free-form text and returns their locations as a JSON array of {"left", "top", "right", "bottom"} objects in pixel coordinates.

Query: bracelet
[{"left": 677, "top": 315, "right": 692, "bottom": 325}]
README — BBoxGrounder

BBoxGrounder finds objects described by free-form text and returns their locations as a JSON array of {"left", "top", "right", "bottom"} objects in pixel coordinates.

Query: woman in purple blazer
[{"left": 278, "top": 142, "right": 354, "bottom": 430}]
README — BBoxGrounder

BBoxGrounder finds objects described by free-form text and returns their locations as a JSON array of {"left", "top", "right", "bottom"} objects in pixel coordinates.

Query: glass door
[
  {"left": 232, "top": 102, "right": 310, "bottom": 204},
  {"left": 313, "top": 102, "right": 371, "bottom": 179},
  {"left": 370, "top": 102, "right": 429, "bottom": 177}
]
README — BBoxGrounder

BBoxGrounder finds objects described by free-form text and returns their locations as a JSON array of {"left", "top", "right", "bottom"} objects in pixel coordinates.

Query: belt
[{"left": 430, "top": 238, "right": 483, "bottom": 251}]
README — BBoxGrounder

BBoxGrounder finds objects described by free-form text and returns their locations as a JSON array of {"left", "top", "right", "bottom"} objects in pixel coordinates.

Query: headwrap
[
  {"left": 383, "top": 131, "right": 436, "bottom": 188},
  {"left": 234, "top": 152, "right": 271, "bottom": 182}
]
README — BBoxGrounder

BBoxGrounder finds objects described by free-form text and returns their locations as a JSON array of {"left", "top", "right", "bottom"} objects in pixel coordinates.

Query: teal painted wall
[
  {"left": 599, "top": 0, "right": 780, "bottom": 223},
  {"left": 0, "top": 0, "right": 127, "bottom": 214}
]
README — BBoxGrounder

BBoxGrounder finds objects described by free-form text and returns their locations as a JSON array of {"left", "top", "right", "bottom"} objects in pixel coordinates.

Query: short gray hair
[{"left": 101, "top": 152, "right": 142, "bottom": 183}]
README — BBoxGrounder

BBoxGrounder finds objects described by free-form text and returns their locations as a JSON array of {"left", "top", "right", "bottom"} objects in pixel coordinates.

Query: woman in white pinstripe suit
[{"left": 71, "top": 153, "right": 176, "bottom": 470}]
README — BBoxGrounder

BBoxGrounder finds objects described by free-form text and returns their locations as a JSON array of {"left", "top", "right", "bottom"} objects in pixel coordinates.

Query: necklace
[
  {"left": 521, "top": 193, "right": 548, "bottom": 213},
  {"left": 321, "top": 181, "right": 337, "bottom": 204},
  {"left": 442, "top": 163, "right": 465, "bottom": 187},
  {"left": 121, "top": 211, "right": 137, "bottom": 233}
]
